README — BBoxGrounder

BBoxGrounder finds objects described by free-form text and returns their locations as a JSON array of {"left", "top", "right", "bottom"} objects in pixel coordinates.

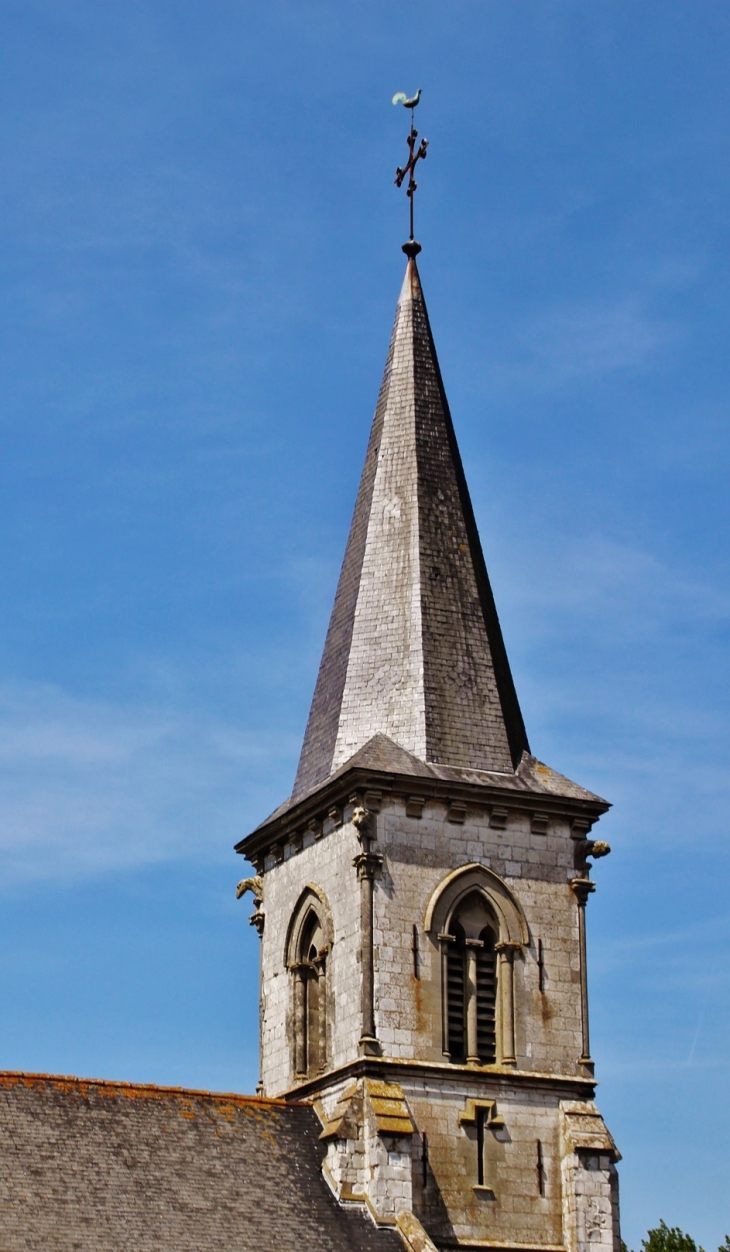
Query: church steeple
[
  {"left": 238, "top": 231, "right": 618, "bottom": 1252},
  {"left": 293, "top": 256, "right": 529, "bottom": 801}
]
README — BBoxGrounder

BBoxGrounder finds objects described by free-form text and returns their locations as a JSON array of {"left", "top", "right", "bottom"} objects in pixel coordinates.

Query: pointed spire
[{"left": 292, "top": 257, "right": 529, "bottom": 801}]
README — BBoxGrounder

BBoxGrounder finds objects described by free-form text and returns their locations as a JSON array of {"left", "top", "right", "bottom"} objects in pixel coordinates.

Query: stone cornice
[
  {"left": 236, "top": 763, "right": 609, "bottom": 867},
  {"left": 281, "top": 1054, "right": 597, "bottom": 1103}
]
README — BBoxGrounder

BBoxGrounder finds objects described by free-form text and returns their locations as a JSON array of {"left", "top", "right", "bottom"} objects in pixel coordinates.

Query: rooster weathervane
[{"left": 392, "top": 88, "right": 428, "bottom": 254}]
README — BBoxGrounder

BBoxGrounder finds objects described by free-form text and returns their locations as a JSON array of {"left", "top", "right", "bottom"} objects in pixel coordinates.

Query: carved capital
[
  {"left": 570, "top": 877, "right": 596, "bottom": 907},
  {"left": 353, "top": 850, "right": 383, "bottom": 880}
]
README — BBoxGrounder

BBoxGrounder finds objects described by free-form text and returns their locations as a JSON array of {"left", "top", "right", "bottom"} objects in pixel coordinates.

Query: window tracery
[
  {"left": 443, "top": 892, "right": 498, "bottom": 1064},
  {"left": 424, "top": 864, "right": 528, "bottom": 1067},
  {"left": 286, "top": 886, "right": 333, "bottom": 1081}
]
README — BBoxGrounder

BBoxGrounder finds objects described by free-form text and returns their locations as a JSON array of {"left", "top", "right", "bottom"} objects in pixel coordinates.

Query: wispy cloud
[
  {"left": 478, "top": 291, "right": 684, "bottom": 397},
  {"left": 0, "top": 681, "right": 295, "bottom": 887},
  {"left": 525, "top": 296, "right": 679, "bottom": 383},
  {"left": 505, "top": 531, "right": 730, "bottom": 639},
  {"left": 486, "top": 525, "right": 730, "bottom": 851}
]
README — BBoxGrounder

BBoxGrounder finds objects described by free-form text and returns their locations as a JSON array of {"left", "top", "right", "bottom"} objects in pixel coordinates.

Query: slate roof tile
[
  {"left": 0, "top": 1072, "right": 404, "bottom": 1252},
  {"left": 292, "top": 258, "right": 528, "bottom": 801}
]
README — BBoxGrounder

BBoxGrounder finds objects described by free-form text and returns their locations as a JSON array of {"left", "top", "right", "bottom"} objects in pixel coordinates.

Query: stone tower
[{"left": 236, "top": 252, "right": 620, "bottom": 1252}]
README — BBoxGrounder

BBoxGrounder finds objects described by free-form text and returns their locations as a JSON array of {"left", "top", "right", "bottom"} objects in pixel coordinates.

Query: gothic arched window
[
  {"left": 424, "top": 864, "right": 528, "bottom": 1068},
  {"left": 286, "top": 887, "right": 333, "bottom": 1082},
  {"left": 444, "top": 892, "right": 498, "bottom": 1064},
  {"left": 296, "top": 911, "right": 326, "bottom": 1077}
]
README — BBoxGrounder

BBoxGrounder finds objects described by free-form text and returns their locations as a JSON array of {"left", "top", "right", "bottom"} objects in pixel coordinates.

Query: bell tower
[{"left": 236, "top": 252, "right": 620, "bottom": 1252}]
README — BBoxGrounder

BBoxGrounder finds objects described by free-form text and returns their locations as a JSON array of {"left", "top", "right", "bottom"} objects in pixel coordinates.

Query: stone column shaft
[
  {"left": 496, "top": 942, "right": 518, "bottom": 1066},
  {"left": 354, "top": 843, "right": 382, "bottom": 1056},
  {"left": 438, "top": 934, "right": 454, "bottom": 1056},
  {"left": 361, "top": 869, "right": 375, "bottom": 1042},
  {"left": 570, "top": 877, "right": 596, "bottom": 1074},
  {"left": 465, "top": 939, "right": 482, "bottom": 1063},
  {"left": 293, "top": 967, "right": 307, "bottom": 1076}
]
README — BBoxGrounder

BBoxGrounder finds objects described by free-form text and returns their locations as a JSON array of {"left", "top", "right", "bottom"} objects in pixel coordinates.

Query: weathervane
[{"left": 392, "top": 88, "right": 428, "bottom": 256}]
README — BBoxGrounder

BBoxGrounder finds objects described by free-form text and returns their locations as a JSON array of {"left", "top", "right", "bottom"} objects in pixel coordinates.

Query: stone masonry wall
[
  {"left": 374, "top": 794, "right": 584, "bottom": 1075},
  {"left": 258, "top": 789, "right": 586, "bottom": 1094},
  {"left": 316, "top": 1070, "right": 598, "bottom": 1249},
  {"left": 256, "top": 784, "right": 619, "bottom": 1252},
  {"left": 260, "top": 817, "right": 364, "bottom": 1095},
  {"left": 406, "top": 1077, "right": 566, "bottom": 1248}
]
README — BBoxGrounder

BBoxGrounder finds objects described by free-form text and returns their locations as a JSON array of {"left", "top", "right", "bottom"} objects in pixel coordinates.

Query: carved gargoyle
[
  {"left": 236, "top": 874, "right": 265, "bottom": 935},
  {"left": 351, "top": 805, "right": 370, "bottom": 831},
  {"left": 236, "top": 875, "right": 263, "bottom": 904},
  {"left": 351, "top": 803, "right": 374, "bottom": 849},
  {"left": 573, "top": 839, "right": 611, "bottom": 874}
]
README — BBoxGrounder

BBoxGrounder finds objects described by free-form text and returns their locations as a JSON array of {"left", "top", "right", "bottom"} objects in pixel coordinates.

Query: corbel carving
[
  {"left": 569, "top": 877, "right": 596, "bottom": 907},
  {"left": 489, "top": 807, "right": 508, "bottom": 830},
  {"left": 363, "top": 789, "right": 383, "bottom": 812},
  {"left": 406, "top": 795, "right": 426, "bottom": 819},
  {"left": 447, "top": 800, "right": 467, "bottom": 824},
  {"left": 531, "top": 812, "right": 549, "bottom": 835}
]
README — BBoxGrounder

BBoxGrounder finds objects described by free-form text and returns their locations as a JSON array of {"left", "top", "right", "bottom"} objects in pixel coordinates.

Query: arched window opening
[
  {"left": 427, "top": 865, "right": 526, "bottom": 1070},
  {"left": 444, "top": 892, "right": 498, "bottom": 1065},
  {"left": 291, "top": 907, "right": 328, "bottom": 1080}
]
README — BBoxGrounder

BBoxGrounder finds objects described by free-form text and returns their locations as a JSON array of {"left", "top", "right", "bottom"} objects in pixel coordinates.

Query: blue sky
[{"left": 0, "top": 1, "right": 728, "bottom": 1246}]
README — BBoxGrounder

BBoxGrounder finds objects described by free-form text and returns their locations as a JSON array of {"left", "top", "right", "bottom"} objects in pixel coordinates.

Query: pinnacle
[{"left": 292, "top": 257, "right": 529, "bottom": 800}]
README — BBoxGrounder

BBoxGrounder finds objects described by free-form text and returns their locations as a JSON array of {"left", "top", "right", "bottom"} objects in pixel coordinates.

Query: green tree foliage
[
  {"left": 642, "top": 1221, "right": 704, "bottom": 1252},
  {"left": 623, "top": 1221, "right": 730, "bottom": 1252}
]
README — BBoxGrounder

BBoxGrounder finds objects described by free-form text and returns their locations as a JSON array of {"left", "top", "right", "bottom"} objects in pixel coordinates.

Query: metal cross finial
[{"left": 392, "top": 89, "right": 428, "bottom": 250}]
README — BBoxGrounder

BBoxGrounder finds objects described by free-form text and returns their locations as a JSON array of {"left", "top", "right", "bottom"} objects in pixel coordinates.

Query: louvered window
[
  {"left": 444, "top": 895, "right": 498, "bottom": 1064},
  {"left": 476, "top": 927, "right": 497, "bottom": 1063},
  {"left": 446, "top": 922, "right": 467, "bottom": 1063}
]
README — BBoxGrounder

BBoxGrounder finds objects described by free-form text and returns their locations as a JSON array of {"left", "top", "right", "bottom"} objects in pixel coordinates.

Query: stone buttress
[{"left": 237, "top": 254, "right": 620, "bottom": 1252}]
